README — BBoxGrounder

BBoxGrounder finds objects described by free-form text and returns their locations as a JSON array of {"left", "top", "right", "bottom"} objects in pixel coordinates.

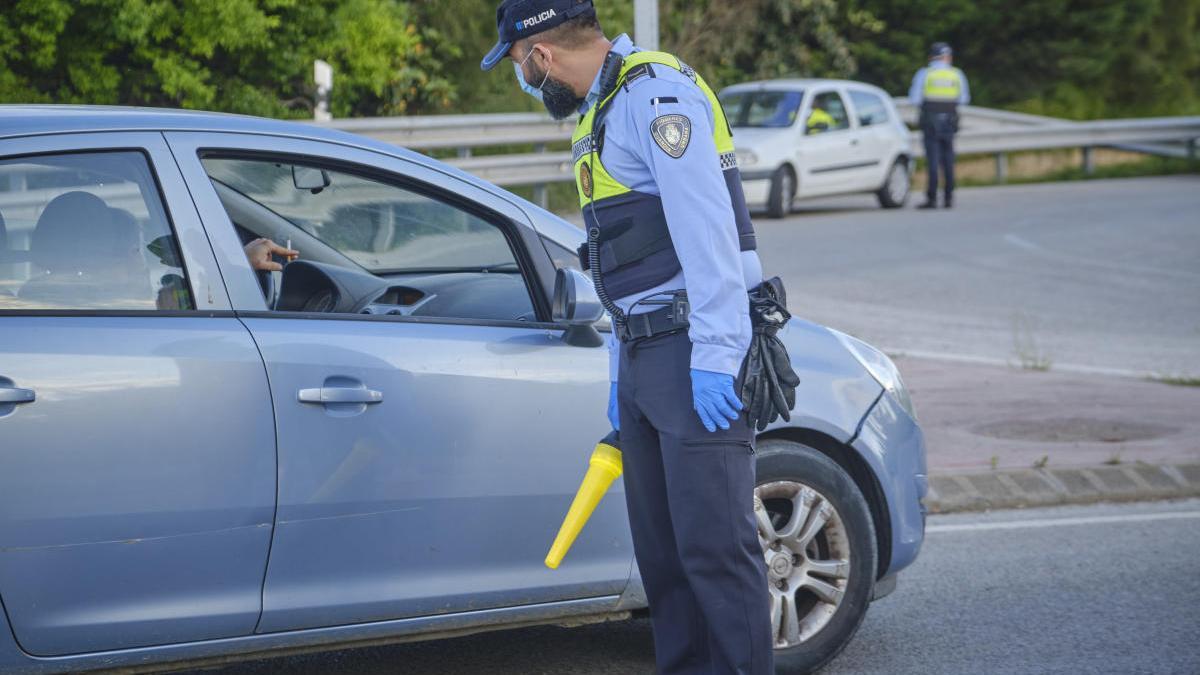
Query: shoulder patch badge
[
  {"left": 650, "top": 114, "right": 692, "bottom": 158},
  {"left": 579, "top": 162, "right": 594, "bottom": 199}
]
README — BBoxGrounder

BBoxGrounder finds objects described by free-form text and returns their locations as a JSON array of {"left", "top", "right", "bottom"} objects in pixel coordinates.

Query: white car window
[
  {"left": 807, "top": 91, "right": 851, "bottom": 134},
  {"left": 0, "top": 152, "right": 193, "bottom": 311},
  {"left": 850, "top": 91, "right": 890, "bottom": 126}
]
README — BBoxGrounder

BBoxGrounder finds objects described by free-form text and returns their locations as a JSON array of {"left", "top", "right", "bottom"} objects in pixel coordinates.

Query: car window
[
  {"left": 807, "top": 91, "right": 851, "bottom": 135},
  {"left": 201, "top": 156, "right": 536, "bottom": 322},
  {"left": 849, "top": 90, "right": 890, "bottom": 126},
  {"left": 0, "top": 152, "right": 193, "bottom": 311},
  {"left": 541, "top": 236, "right": 581, "bottom": 272},
  {"left": 720, "top": 90, "right": 805, "bottom": 128}
]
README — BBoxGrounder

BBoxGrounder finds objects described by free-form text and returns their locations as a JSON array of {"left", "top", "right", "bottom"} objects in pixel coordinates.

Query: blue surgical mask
[{"left": 514, "top": 48, "right": 549, "bottom": 102}]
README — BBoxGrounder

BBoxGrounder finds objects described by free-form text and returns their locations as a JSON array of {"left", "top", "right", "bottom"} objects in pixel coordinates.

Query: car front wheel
[
  {"left": 766, "top": 165, "right": 796, "bottom": 219},
  {"left": 754, "top": 438, "right": 878, "bottom": 673}
]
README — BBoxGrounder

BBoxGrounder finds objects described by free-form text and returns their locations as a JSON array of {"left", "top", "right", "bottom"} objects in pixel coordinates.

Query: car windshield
[{"left": 721, "top": 90, "right": 805, "bottom": 128}]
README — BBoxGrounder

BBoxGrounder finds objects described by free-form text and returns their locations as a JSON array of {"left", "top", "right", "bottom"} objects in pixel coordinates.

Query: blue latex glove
[
  {"left": 608, "top": 381, "right": 620, "bottom": 431},
  {"left": 691, "top": 369, "right": 744, "bottom": 432}
]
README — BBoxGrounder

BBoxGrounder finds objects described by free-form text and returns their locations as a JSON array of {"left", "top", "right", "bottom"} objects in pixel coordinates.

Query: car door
[
  {"left": 846, "top": 87, "right": 899, "bottom": 189},
  {"left": 0, "top": 133, "right": 275, "bottom": 656},
  {"left": 796, "top": 89, "right": 870, "bottom": 197},
  {"left": 165, "top": 132, "right": 633, "bottom": 634}
]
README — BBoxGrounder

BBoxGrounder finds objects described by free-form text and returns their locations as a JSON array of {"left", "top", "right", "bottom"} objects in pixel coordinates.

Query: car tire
[
  {"left": 753, "top": 438, "right": 878, "bottom": 674},
  {"left": 766, "top": 165, "right": 796, "bottom": 219},
  {"left": 876, "top": 159, "right": 910, "bottom": 209}
]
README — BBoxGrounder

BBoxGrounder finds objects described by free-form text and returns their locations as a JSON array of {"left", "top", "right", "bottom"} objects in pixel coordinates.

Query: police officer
[
  {"left": 909, "top": 42, "right": 970, "bottom": 209},
  {"left": 483, "top": 2, "right": 774, "bottom": 673},
  {"left": 806, "top": 97, "right": 835, "bottom": 135}
]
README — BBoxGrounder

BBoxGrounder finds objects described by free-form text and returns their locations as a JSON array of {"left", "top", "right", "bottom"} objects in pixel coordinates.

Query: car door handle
[
  {"left": 850, "top": 139, "right": 860, "bottom": 146},
  {"left": 298, "top": 387, "right": 383, "bottom": 404},
  {"left": 0, "top": 387, "right": 35, "bottom": 404}
]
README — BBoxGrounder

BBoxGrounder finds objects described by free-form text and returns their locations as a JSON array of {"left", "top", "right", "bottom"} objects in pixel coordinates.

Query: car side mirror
[
  {"left": 552, "top": 268, "right": 605, "bottom": 347},
  {"left": 293, "top": 166, "right": 331, "bottom": 193}
]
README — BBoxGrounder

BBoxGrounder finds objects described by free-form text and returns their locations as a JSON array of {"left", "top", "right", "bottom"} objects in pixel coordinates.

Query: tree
[{"left": 0, "top": 0, "right": 453, "bottom": 117}]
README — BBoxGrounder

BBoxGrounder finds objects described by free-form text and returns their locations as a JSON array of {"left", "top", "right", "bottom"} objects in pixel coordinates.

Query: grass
[
  {"left": 1011, "top": 313, "right": 1053, "bottom": 372},
  {"left": 1033, "top": 455, "right": 1050, "bottom": 469},
  {"left": 951, "top": 153, "right": 1197, "bottom": 189},
  {"left": 1149, "top": 375, "right": 1200, "bottom": 387}
]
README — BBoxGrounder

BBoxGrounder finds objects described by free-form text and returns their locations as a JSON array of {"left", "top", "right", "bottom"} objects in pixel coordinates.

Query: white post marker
[
  {"left": 634, "top": 0, "right": 659, "bottom": 52},
  {"left": 314, "top": 59, "right": 333, "bottom": 122}
]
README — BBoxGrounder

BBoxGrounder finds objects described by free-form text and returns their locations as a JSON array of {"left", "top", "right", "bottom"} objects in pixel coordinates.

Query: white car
[{"left": 720, "top": 79, "right": 914, "bottom": 218}]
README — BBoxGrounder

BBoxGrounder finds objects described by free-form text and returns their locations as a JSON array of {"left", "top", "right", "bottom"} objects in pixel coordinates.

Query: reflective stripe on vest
[
  {"left": 572, "top": 51, "right": 756, "bottom": 301},
  {"left": 923, "top": 67, "right": 963, "bottom": 103}
]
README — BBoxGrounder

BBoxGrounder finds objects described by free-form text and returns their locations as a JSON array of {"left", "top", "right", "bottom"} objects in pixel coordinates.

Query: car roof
[
  {"left": 0, "top": 104, "right": 430, "bottom": 158},
  {"left": 720, "top": 78, "right": 890, "bottom": 96}
]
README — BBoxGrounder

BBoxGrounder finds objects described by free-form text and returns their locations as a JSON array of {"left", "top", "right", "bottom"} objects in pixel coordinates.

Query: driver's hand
[{"left": 245, "top": 238, "right": 299, "bottom": 272}]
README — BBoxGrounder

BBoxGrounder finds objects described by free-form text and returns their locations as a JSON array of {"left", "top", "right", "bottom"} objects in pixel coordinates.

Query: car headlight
[
  {"left": 830, "top": 329, "right": 916, "bottom": 420},
  {"left": 736, "top": 149, "right": 758, "bottom": 167}
]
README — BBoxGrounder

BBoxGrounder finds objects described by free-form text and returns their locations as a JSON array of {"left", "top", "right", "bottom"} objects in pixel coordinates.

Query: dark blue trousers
[
  {"left": 922, "top": 123, "right": 956, "bottom": 203},
  {"left": 617, "top": 331, "right": 774, "bottom": 675}
]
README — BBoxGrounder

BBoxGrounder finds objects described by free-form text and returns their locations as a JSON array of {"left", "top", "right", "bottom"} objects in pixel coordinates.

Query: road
[
  {"left": 183, "top": 500, "right": 1200, "bottom": 675},
  {"left": 753, "top": 176, "right": 1200, "bottom": 379}
]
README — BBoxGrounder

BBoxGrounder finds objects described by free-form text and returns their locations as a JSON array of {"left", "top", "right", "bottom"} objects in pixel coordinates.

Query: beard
[{"left": 529, "top": 64, "right": 584, "bottom": 120}]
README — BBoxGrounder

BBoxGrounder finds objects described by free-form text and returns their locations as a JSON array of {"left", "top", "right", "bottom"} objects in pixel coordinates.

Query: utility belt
[
  {"left": 616, "top": 291, "right": 691, "bottom": 342},
  {"left": 613, "top": 278, "right": 787, "bottom": 343}
]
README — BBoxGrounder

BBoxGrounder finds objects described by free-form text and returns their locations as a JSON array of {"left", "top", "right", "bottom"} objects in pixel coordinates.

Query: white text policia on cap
[{"left": 517, "top": 9, "right": 557, "bottom": 31}]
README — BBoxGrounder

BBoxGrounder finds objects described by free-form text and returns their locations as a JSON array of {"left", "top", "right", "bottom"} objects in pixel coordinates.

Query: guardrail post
[
  {"left": 994, "top": 152, "right": 1008, "bottom": 183},
  {"left": 1082, "top": 146, "right": 1095, "bottom": 176},
  {"left": 533, "top": 142, "right": 549, "bottom": 209},
  {"left": 457, "top": 147, "right": 472, "bottom": 159},
  {"left": 1188, "top": 138, "right": 1198, "bottom": 168}
]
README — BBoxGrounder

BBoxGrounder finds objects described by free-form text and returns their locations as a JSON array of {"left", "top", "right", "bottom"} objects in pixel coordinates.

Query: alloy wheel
[{"left": 754, "top": 480, "right": 852, "bottom": 649}]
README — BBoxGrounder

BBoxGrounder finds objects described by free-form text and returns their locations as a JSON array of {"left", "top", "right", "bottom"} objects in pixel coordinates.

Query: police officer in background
[
  {"left": 909, "top": 42, "right": 970, "bottom": 209},
  {"left": 483, "top": 1, "right": 793, "bottom": 673}
]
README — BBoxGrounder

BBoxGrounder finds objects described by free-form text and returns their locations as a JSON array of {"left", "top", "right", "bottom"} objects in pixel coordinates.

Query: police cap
[{"left": 481, "top": 0, "right": 595, "bottom": 71}]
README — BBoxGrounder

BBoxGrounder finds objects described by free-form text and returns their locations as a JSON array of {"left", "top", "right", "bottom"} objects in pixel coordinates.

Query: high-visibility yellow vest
[
  {"left": 923, "top": 67, "right": 964, "bottom": 103},
  {"left": 570, "top": 50, "right": 755, "bottom": 300},
  {"left": 807, "top": 108, "right": 835, "bottom": 133}
]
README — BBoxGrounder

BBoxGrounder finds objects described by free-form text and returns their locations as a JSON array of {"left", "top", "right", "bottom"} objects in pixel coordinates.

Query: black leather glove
[{"left": 739, "top": 277, "right": 801, "bottom": 431}]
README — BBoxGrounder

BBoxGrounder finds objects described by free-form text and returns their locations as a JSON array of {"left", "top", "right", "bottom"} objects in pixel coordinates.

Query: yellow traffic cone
[{"left": 545, "top": 431, "right": 623, "bottom": 569}]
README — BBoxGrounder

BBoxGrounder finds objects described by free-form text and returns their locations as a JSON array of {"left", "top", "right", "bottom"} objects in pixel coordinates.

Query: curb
[{"left": 925, "top": 463, "right": 1200, "bottom": 514}]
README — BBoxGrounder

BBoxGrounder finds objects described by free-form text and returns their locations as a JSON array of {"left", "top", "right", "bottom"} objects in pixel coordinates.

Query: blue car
[{"left": 0, "top": 106, "right": 926, "bottom": 674}]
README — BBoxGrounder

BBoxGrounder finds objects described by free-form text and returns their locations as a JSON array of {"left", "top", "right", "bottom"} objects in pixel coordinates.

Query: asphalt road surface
[
  {"left": 183, "top": 500, "right": 1200, "bottom": 675},
  {"left": 753, "top": 176, "right": 1200, "bottom": 379}
]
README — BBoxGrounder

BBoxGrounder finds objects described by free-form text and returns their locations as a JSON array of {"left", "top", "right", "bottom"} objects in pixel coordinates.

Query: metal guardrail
[{"left": 318, "top": 102, "right": 1200, "bottom": 194}]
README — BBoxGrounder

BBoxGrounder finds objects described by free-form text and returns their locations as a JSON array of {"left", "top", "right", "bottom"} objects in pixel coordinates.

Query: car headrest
[{"left": 30, "top": 191, "right": 117, "bottom": 274}]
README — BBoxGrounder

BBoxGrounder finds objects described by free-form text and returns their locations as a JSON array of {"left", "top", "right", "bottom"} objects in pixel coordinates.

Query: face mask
[
  {"left": 514, "top": 48, "right": 548, "bottom": 102},
  {"left": 515, "top": 47, "right": 584, "bottom": 120}
]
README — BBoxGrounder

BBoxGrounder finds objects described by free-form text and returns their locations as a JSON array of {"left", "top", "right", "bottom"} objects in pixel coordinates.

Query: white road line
[
  {"left": 880, "top": 347, "right": 1155, "bottom": 379},
  {"left": 927, "top": 511, "right": 1200, "bottom": 534},
  {"left": 1003, "top": 232, "right": 1200, "bottom": 282}
]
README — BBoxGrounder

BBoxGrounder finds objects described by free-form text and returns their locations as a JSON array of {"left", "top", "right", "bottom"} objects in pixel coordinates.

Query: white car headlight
[
  {"left": 830, "top": 329, "right": 916, "bottom": 420},
  {"left": 736, "top": 149, "right": 758, "bottom": 167}
]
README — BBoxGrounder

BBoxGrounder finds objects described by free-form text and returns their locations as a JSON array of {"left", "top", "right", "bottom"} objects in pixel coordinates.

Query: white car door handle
[{"left": 298, "top": 387, "right": 383, "bottom": 405}]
